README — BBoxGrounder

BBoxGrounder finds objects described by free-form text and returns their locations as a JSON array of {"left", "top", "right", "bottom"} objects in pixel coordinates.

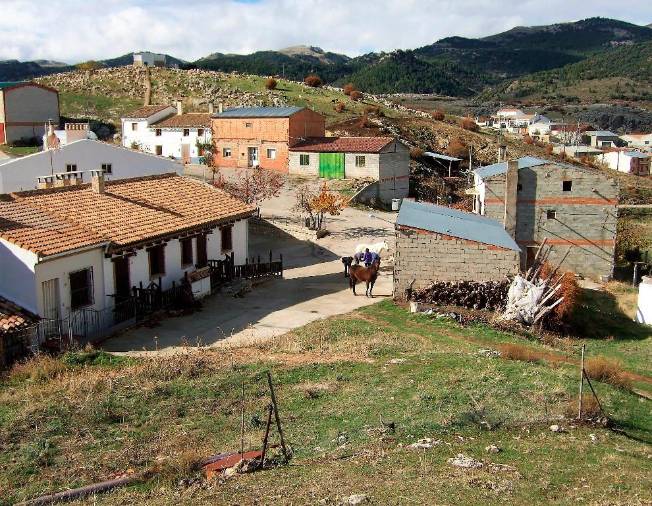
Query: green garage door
[{"left": 319, "top": 152, "right": 345, "bottom": 179}]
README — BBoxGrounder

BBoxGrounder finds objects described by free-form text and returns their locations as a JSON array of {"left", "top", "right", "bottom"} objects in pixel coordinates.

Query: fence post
[{"left": 578, "top": 344, "right": 585, "bottom": 419}]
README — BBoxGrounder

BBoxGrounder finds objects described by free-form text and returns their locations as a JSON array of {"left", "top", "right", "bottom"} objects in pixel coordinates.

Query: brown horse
[{"left": 349, "top": 259, "right": 381, "bottom": 297}]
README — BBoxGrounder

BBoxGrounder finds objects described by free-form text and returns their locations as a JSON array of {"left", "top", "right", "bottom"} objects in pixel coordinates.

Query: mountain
[{"left": 99, "top": 52, "right": 186, "bottom": 68}]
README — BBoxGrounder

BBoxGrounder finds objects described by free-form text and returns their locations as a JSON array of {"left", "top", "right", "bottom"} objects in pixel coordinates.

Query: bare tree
[
  {"left": 293, "top": 183, "right": 347, "bottom": 230},
  {"left": 214, "top": 167, "right": 285, "bottom": 206}
]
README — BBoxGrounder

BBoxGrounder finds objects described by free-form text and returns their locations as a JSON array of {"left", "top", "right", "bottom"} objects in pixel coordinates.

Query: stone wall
[
  {"left": 481, "top": 163, "right": 618, "bottom": 280},
  {"left": 393, "top": 225, "right": 520, "bottom": 299}
]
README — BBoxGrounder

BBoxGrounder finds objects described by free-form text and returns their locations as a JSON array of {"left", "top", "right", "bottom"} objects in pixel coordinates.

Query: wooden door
[
  {"left": 113, "top": 257, "right": 131, "bottom": 300},
  {"left": 181, "top": 144, "right": 190, "bottom": 164},
  {"left": 41, "top": 278, "right": 61, "bottom": 320},
  {"left": 196, "top": 234, "right": 208, "bottom": 267}
]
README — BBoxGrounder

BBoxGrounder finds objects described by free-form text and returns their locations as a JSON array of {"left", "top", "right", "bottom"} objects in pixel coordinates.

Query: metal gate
[{"left": 319, "top": 152, "right": 345, "bottom": 179}]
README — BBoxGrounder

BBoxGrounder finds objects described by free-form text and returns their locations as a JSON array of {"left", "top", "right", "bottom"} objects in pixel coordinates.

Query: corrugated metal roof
[
  {"left": 624, "top": 151, "right": 650, "bottom": 159},
  {"left": 0, "top": 81, "right": 25, "bottom": 90},
  {"left": 585, "top": 130, "right": 618, "bottom": 137},
  {"left": 212, "top": 106, "right": 303, "bottom": 118},
  {"left": 473, "top": 156, "right": 549, "bottom": 179},
  {"left": 396, "top": 199, "right": 520, "bottom": 251},
  {"left": 424, "top": 152, "right": 461, "bottom": 162}
]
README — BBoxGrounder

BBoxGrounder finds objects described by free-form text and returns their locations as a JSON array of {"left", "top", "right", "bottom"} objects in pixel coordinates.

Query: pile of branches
[
  {"left": 410, "top": 279, "right": 510, "bottom": 311},
  {"left": 501, "top": 238, "right": 580, "bottom": 328}
]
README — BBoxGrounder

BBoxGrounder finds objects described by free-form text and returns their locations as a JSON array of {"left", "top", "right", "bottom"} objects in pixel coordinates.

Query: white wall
[
  {"left": 123, "top": 125, "right": 211, "bottom": 162},
  {"left": 0, "top": 238, "right": 38, "bottom": 313},
  {"left": 34, "top": 247, "right": 106, "bottom": 318},
  {"left": 2, "top": 85, "right": 59, "bottom": 143},
  {"left": 0, "top": 139, "right": 182, "bottom": 193},
  {"left": 121, "top": 107, "right": 175, "bottom": 149}
]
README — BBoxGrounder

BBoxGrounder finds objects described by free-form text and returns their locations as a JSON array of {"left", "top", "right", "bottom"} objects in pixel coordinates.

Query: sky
[{"left": 1, "top": 0, "right": 651, "bottom": 63}]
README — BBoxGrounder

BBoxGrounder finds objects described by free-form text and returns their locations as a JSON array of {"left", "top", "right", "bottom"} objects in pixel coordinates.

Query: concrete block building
[
  {"left": 472, "top": 156, "right": 618, "bottom": 280},
  {"left": 211, "top": 106, "right": 325, "bottom": 171},
  {"left": 393, "top": 200, "right": 520, "bottom": 298},
  {"left": 0, "top": 82, "right": 59, "bottom": 145}
]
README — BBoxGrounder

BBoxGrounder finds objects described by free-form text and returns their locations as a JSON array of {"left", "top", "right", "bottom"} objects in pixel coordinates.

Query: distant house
[
  {"left": 0, "top": 138, "right": 181, "bottom": 193},
  {"left": 0, "top": 82, "right": 59, "bottom": 145},
  {"left": 471, "top": 156, "right": 618, "bottom": 281},
  {"left": 393, "top": 200, "right": 520, "bottom": 298},
  {"left": 288, "top": 136, "right": 410, "bottom": 204},
  {"left": 620, "top": 133, "right": 652, "bottom": 150},
  {"left": 0, "top": 173, "right": 254, "bottom": 340},
  {"left": 121, "top": 103, "right": 211, "bottom": 163},
  {"left": 598, "top": 150, "right": 650, "bottom": 176},
  {"left": 211, "top": 106, "right": 325, "bottom": 172},
  {"left": 42, "top": 122, "right": 97, "bottom": 147},
  {"left": 487, "top": 108, "right": 544, "bottom": 134},
  {"left": 583, "top": 130, "right": 620, "bottom": 148},
  {"left": 133, "top": 52, "right": 167, "bottom": 67},
  {"left": 553, "top": 145, "right": 603, "bottom": 159}
]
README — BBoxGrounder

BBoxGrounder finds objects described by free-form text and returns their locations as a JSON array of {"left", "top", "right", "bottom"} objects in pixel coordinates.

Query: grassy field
[
  {"left": 0, "top": 144, "right": 40, "bottom": 157},
  {"left": 1, "top": 299, "right": 650, "bottom": 505}
]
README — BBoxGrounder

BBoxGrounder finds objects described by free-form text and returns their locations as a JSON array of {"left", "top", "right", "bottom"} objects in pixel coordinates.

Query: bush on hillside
[
  {"left": 460, "top": 117, "right": 479, "bottom": 132},
  {"left": 343, "top": 83, "right": 356, "bottom": 96},
  {"left": 334, "top": 102, "right": 346, "bottom": 113},
  {"left": 304, "top": 75, "right": 323, "bottom": 87},
  {"left": 349, "top": 90, "right": 363, "bottom": 101},
  {"left": 265, "top": 78, "right": 278, "bottom": 90},
  {"left": 431, "top": 110, "right": 445, "bottom": 121},
  {"left": 410, "top": 147, "right": 425, "bottom": 159},
  {"left": 446, "top": 137, "right": 468, "bottom": 158}
]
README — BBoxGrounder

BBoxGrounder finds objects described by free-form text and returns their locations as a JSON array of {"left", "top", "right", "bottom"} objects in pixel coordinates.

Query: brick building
[
  {"left": 472, "top": 156, "right": 618, "bottom": 280},
  {"left": 0, "top": 82, "right": 59, "bottom": 145},
  {"left": 393, "top": 200, "right": 520, "bottom": 298},
  {"left": 211, "top": 106, "right": 325, "bottom": 171}
]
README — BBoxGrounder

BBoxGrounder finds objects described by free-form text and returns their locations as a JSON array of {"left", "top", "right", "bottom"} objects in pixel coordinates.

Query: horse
[
  {"left": 355, "top": 241, "right": 389, "bottom": 255},
  {"left": 349, "top": 259, "right": 381, "bottom": 297}
]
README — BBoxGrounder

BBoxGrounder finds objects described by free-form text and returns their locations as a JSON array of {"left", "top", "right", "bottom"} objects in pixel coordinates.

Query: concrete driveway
[{"left": 102, "top": 175, "right": 396, "bottom": 354}]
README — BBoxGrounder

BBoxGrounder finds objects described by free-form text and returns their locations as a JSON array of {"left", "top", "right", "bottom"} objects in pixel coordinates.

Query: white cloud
[{"left": 1, "top": 0, "right": 650, "bottom": 62}]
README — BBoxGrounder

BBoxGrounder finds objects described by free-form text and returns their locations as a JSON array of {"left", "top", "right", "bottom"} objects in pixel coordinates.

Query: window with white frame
[
  {"left": 69, "top": 267, "right": 94, "bottom": 309},
  {"left": 66, "top": 164, "right": 77, "bottom": 172},
  {"left": 223, "top": 147, "right": 232, "bottom": 157},
  {"left": 101, "top": 163, "right": 112, "bottom": 174},
  {"left": 267, "top": 148, "right": 277, "bottom": 160},
  {"left": 299, "top": 154, "right": 310, "bottom": 166},
  {"left": 355, "top": 155, "right": 366, "bottom": 167},
  {"left": 131, "top": 123, "right": 138, "bottom": 131}
]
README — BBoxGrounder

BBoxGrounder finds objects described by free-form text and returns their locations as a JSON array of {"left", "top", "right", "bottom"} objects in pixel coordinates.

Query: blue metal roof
[
  {"left": 212, "top": 106, "right": 304, "bottom": 118},
  {"left": 624, "top": 151, "right": 650, "bottom": 158},
  {"left": 585, "top": 130, "right": 618, "bottom": 137},
  {"left": 424, "top": 152, "right": 461, "bottom": 162},
  {"left": 396, "top": 200, "right": 520, "bottom": 252}
]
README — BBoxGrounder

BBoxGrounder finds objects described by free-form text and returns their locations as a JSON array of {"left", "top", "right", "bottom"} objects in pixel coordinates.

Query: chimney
[
  {"left": 208, "top": 103, "right": 214, "bottom": 114},
  {"left": 90, "top": 169, "right": 105, "bottom": 194},
  {"left": 218, "top": 103, "right": 223, "bottom": 114},
  {"left": 498, "top": 144, "right": 507, "bottom": 162},
  {"left": 54, "top": 174, "right": 68, "bottom": 188},
  {"left": 176, "top": 101, "right": 183, "bottom": 116},
  {"left": 37, "top": 175, "right": 54, "bottom": 189},
  {"left": 503, "top": 160, "right": 518, "bottom": 237}
]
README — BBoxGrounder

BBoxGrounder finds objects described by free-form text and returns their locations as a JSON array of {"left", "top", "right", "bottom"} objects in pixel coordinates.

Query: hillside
[
  {"left": 1, "top": 300, "right": 650, "bottom": 504},
  {"left": 479, "top": 40, "right": 652, "bottom": 105}
]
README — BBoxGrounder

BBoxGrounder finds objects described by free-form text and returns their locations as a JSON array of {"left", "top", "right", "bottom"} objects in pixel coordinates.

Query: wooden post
[
  {"left": 266, "top": 371, "right": 289, "bottom": 461},
  {"left": 240, "top": 380, "right": 245, "bottom": 459},
  {"left": 578, "top": 344, "right": 585, "bottom": 419},
  {"left": 260, "top": 404, "right": 273, "bottom": 467}
]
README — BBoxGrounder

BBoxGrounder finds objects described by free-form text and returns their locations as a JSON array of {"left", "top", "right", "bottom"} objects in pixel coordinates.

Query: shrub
[
  {"left": 545, "top": 144, "right": 554, "bottom": 155},
  {"left": 523, "top": 135, "right": 535, "bottom": 145},
  {"left": 10, "top": 354, "right": 68, "bottom": 383},
  {"left": 410, "top": 147, "right": 425, "bottom": 159},
  {"left": 364, "top": 105, "right": 380, "bottom": 115},
  {"left": 497, "top": 343, "right": 543, "bottom": 363},
  {"left": 565, "top": 394, "right": 602, "bottom": 420},
  {"left": 431, "top": 110, "right": 445, "bottom": 121},
  {"left": 349, "top": 90, "right": 363, "bottom": 101},
  {"left": 304, "top": 74, "right": 322, "bottom": 87},
  {"left": 584, "top": 356, "right": 632, "bottom": 390},
  {"left": 343, "top": 83, "right": 356, "bottom": 96},
  {"left": 357, "top": 114, "right": 372, "bottom": 128},
  {"left": 334, "top": 102, "right": 346, "bottom": 113},
  {"left": 460, "top": 117, "right": 479, "bottom": 132},
  {"left": 446, "top": 137, "right": 467, "bottom": 158},
  {"left": 265, "top": 78, "right": 277, "bottom": 90}
]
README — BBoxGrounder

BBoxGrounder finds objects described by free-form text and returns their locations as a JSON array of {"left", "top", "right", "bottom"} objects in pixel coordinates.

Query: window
[
  {"left": 245, "top": 122, "right": 253, "bottom": 128},
  {"left": 155, "top": 145, "right": 163, "bottom": 156},
  {"left": 180, "top": 238, "right": 193, "bottom": 266},
  {"left": 148, "top": 244, "right": 166, "bottom": 277},
  {"left": 131, "top": 123, "right": 138, "bottom": 131},
  {"left": 546, "top": 210, "right": 557, "bottom": 220},
  {"left": 197, "top": 129, "right": 204, "bottom": 137},
  {"left": 267, "top": 148, "right": 277, "bottom": 160},
  {"left": 196, "top": 234, "right": 208, "bottom": 267},
  {"left": 223, "top": 147, "right": 232, "bottom": 158},
  {"left": 221, "top": 225, "right": 233, "bottom": 252},
  {"left": 66, "top": 164, "right": 77, "bottom": 172},
  {"left": 299, "top": 154, "right": 310, "bottom": 166},
  {"left": 355, "top": 155, "right": 366, "bottom": 167},
  {"left": 155, "top": 129, "right": 162, "bottom": 137},
  {"left": 562, "top": 180, "right": 572, "bottom": 192},
  {"left": 101, "top": 163, "right": 112, "bottom": 174},
  {"left": 69, "top": 267, "right": 93, "bottom": 310},
  {"left": 183, "top": 129, "right": 190, "bottom": 137},
  {"left": 517, "top": 183, "right": 523, "bottom": 192}
]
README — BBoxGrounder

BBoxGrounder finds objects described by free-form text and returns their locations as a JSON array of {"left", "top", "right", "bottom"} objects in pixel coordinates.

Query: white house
[
  {"left": 0, "top": 82, "right": 59, "bottom": 145},
  {"left": 121, "top": 103, "right": 212, "bottom": 163},
  {"left": 0, "top": 173, "right": 254, "bottom": 340},
  {"left": 598, "top": 150, "right": 650, "bottom": 176},
  {"left": 0, "top": 138, "right": 182, "bottom": 193},
  {"left": 133, "top": 52, "right": 167, "bottom": 67},
  {"left": 620, "top": 133, "right": 652, "bottom": 150},
  {"left": 583, "top": 130, "right": 620, "bottom": 148},
  {"left": 487, "top": 108, "right": 544, "bottom": 134}
]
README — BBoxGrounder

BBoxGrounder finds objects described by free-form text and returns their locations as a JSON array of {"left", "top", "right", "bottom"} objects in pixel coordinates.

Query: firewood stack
[{"left": 410, "top": 279, "right": 511, "bottom": 311}]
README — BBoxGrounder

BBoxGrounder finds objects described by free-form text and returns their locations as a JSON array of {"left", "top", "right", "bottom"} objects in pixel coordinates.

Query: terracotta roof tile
[
  {"left": 152, "top": 113, "right": 212, "bottom": 128},
  {"left": 1, "top": 174, "right": 255, "bottom": 256},
  {"left": 290, "top": 136, "right": 394, "bottom": 153},
  {"left": 124, "top": 105, "right": 173, "bottom": 119},
  {"left": 0, "top": 296, "right": 38, "bottom": 333}
]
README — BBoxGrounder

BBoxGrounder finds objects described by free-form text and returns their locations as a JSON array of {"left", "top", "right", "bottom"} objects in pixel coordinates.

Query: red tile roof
[
  {"left": 0, "top": 296, "right": 38, "bottom": 333},
  {"left": 290, "top": 136, "right": 394, "bottom": 153},
  {"left": 124, "top": 105, "right": 173, "bottom": 119},
  {"left": 152, "top": 113, "right": 212, "bottom": 128},
  {"left": 1, "top": 174, "right": 255, "bottom": 257}
]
